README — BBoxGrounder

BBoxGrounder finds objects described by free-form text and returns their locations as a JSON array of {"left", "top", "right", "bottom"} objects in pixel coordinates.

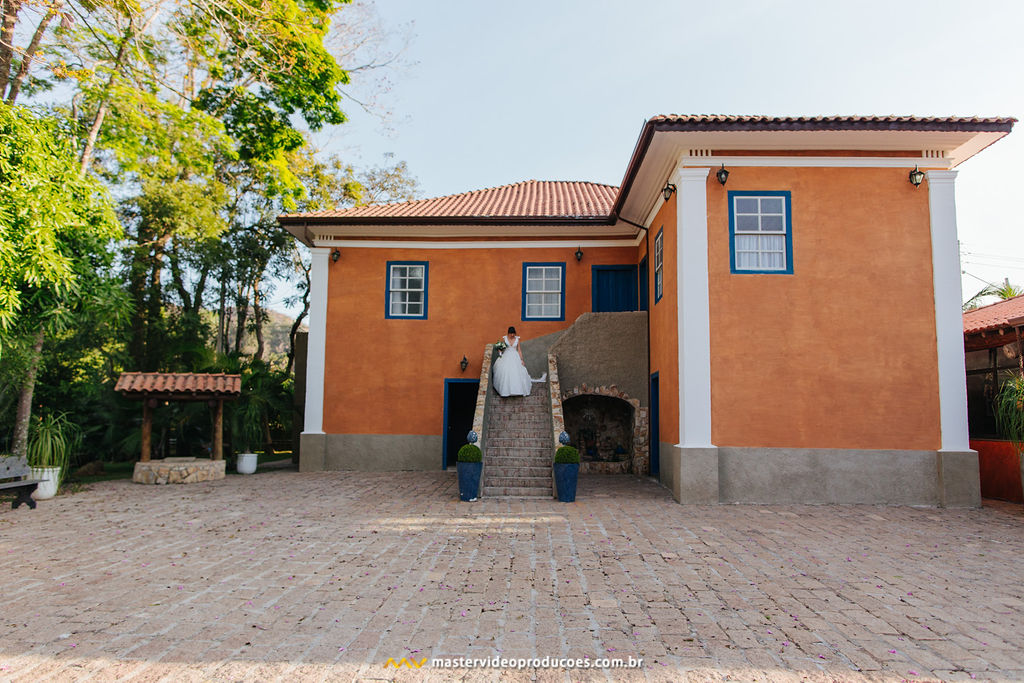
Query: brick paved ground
[{"left": 1, "top": 471, "right": 1023, "bottom": 682}]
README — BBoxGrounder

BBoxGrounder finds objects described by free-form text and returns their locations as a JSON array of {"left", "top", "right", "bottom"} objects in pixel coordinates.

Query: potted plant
[
  {"left": 26, "top": 412, "right": 79, "bottom": 500},
  {"left": 993, "top": 369, "right": 1024, "bottom": 502},
  {"left": 554, "top": 445, "right": 580, "bottom": 502},
  {"left": 457, "top": 444, "right": 482, "bottom": 501},
  {"left": 233, "top": 419, "right": 260, "bottom": 475},
  {"left": 231, "top": 402, "right": 262, "bottom": 475}
]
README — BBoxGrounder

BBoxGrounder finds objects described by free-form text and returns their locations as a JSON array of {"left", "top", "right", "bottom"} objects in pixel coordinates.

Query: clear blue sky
[{"left": 277, "top": 0, "right": 1024, "bottom": 312}]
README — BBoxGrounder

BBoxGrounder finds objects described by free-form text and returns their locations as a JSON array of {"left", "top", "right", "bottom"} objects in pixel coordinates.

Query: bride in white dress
[{"left": 492, "top": 326, "right": 534, "bottom": 397}]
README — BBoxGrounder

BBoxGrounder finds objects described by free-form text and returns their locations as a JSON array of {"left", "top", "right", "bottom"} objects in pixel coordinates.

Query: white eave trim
[
  {"left": 311, "top": 236, "right": 645, "bottom": 249},
  {"left": 678, "top": 155, "right": 955, "bottom": 169}
]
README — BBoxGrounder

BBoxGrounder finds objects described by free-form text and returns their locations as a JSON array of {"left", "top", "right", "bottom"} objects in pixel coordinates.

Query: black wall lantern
[
  {"left": 662, "top": 182, "right": 676, "bottom": 202},
  {"left": 331, "top": 248, "right": 341, "bottom": 262},
  {"left": 574, "top": 246, "right": 583, "bottom": 262},
  {"left": 716, "top": 164, "right": 730, "bottom": 185},
  {"left": 460, "top": 355, "right": 469, "bottom": 372},
  {"left": 908, "top": 165, "right": 925, "bottom": 187}
]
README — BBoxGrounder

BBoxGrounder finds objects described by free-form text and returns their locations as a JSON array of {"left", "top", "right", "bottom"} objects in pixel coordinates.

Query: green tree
[
  {"left": 0, "top": 102, "right": 126, "bottom": 457},
  {"left": 2, "top": 0, "right": 413, "bottom": 463},
  {"left": 963, "top": 278, "right": 1023, "bottom": 312}
]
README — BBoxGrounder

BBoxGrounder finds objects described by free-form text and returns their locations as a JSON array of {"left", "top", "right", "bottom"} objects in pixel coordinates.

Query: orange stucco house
[{"left": 280, "top": 114, "right": 1014, "bottom": 506}]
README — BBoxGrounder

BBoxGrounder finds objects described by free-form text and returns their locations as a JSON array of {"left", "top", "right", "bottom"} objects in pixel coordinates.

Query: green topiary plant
[
  {"left": 457, "top": 444, "right": 482, "bottom": 463},
  {"left": 554, "top": 445, "right": 580, "bottom": 464}
]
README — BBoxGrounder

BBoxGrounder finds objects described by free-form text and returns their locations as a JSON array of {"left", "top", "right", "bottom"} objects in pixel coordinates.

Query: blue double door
[{"left": 591, "top": 264, "right": 643, "bottom": 313}]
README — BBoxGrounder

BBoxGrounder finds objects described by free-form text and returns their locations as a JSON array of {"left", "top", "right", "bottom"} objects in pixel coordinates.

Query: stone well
[{"left": 133, "top": 457, "right": 226, "bottom": 485}]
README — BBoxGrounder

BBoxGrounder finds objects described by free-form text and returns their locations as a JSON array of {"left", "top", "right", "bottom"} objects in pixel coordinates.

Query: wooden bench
[{"left": 0, "top": 456, "right": 42, "bottom": 509}]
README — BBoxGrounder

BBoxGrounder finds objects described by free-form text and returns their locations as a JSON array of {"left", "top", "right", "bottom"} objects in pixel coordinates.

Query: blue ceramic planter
[
  {"left": 553, "top": 462, "right": 579, "bottom": 502},
  {"left": 457, "top": 461, "right": 482, "bottom": 501}
]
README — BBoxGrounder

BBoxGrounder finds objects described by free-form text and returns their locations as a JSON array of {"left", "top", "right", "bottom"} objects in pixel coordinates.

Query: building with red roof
[{"left": 280, "top": 114, "right": 1014, "bottom": 506}]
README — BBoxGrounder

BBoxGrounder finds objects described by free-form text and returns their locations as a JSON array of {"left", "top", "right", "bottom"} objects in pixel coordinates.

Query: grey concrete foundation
[
  {"left": 937, "top": 449, "right": 981, "bottom": 507},
  {"left": 657, "top": 446, "right": 982, "bottom": 507},
  {"left": 300, "top": 432, "right": 441, "bottom": 471},
  {"left": 299, "top": 432, "right": 326, "bottom": 472},
  {"left": 657, "top": 442, "right": 678, "bottom": 498},
  {"left": 661, "top": 446, "right": 719, "bottom": 504}
]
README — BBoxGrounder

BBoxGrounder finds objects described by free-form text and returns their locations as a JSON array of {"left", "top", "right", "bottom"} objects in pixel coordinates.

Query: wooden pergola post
[
  {"left": 141, "top": 399, "right": 153, "bottom": 462},
  {"left": 213, "top": 399, "right": 224, "bottom": 461}
]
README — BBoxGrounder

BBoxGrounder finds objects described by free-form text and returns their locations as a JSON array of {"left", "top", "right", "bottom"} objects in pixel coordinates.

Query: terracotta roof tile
[
  {"left": 282, "top": 180, "right": 618, "bottom": 221},
  {"left": 963, "top": 295, "right": 1024, "bottom": 335},
  {"left": 115, "top": 372, "right": 242, "bottom": 396},
  {"left": 648, "top": 114, "right": 1016, "bottom": 131}
]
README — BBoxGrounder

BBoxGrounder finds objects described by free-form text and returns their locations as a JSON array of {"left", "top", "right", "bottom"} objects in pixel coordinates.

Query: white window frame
[
  {"left": 654, "top": 228, "right": 664, "bottom": 303},
  {"left": 386, "top": 261, "right": 428, "bottom": 319},
  {"left": 729, "top": 192, "right": 793, "bottom": 274},
  {"left": 522, "top": 262, "right": 565, "bottom": 321}
]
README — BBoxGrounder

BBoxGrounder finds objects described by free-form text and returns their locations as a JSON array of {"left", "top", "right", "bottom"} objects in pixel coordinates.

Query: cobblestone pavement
[{"left": 2, "top": 471, "right": 1024, "bottom": 682}]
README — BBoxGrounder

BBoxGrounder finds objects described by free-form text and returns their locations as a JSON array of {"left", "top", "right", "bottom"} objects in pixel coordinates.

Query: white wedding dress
[{"left": 492, "top": 335, "right": 533, "bottom": 397}]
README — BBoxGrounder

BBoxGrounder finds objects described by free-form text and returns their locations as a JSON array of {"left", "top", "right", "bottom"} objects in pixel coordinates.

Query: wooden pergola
[{"left": 115, "top": 372, "right": 242, "bottom": 461}]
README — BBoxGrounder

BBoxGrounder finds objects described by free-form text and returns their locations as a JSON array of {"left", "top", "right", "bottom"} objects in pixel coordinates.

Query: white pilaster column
[
  {"left": 926, "top": 170, "right": 970, "bottom": 452},
  {"left": 674, "top": 167, "right": 714, "bottom": 448},
  {"left": 303, "top": 247, "right": 330, "bottom": 434}
]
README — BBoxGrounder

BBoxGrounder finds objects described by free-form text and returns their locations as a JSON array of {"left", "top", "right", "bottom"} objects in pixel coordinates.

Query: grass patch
[
  {"left": 71, "top": 460, "right": 135, "bottom": 484},
  {"left": 258, "top": 451, "right": 292, "bottom": 465}
]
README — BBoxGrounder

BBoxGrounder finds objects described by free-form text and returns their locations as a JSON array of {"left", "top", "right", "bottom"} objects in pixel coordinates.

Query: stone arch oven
[{"left": 561, "top": 385, "right": 649, "bottom": 475}]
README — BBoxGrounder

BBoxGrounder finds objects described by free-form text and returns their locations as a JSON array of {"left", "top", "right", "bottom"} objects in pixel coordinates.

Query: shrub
[
  {"left": 554, "top": 445, "right": 580, "bottom": 464},
  {"left": 26, "top": 412, "right": 81, "bottom": 489},
  {"left": 457, "top": 444, "right": 482, "bottom": 463}
]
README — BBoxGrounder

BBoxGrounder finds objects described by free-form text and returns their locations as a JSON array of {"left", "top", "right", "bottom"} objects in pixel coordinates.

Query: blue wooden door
[
  {"left": 443, "top": 379, "right": 479, "bottom": 469},
  {"left": 649, "top": 372, "right": 660, "bottom": 476},
  {"left": 638, "top": 256, "right": 649, "bottom": 312},
  {"left": 591, "top": 265, "right": 639, "bottom": 312}
]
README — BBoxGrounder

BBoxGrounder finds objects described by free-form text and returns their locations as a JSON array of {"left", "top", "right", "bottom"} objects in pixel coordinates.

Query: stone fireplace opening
[
  {"left": 563, "top": 394, "right": 634, "bottom": 470},
  {"left": 557, "top": 383, "right": 649, "bottom": 475}
]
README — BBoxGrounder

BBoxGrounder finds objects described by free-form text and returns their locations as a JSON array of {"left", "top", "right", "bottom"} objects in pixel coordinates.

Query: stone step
[
  {"left": 483, "top": 432, "right": 548, "bottom": 438},
  {"left": 484, "top": 465, "right": 551, "bottom": 478},
  {"left": 484, "top": 476, "right": 551, "bottom": 490},
  {"left": 487, "top": 438, "right": 549, "bottom": 446},
  {"left": 487, "top": 417, "right": 552, "bottom": 428},
  {"left": 486, "top": 451, "right": 551, "bottom": 463},
  {"left": 485, "top": 455, "right": 551, "bottom": 469},
  {"left": 491, "top": 398, "right": 548, "bottom": 408},
  {"left": 483, "top": 486, "right": 552, "bottom": 498},
  {"left": 487, "top": 437, "right": 550, "bottom": 448},
  {"left": 488, "top": 407, "right": 550, "bottom": 415},
  {"left": 487, "top": 446, "right": 551, "bottom": 459},
  {"left": 487, "top": 416, "right": 550, "bottom": 423},
  {"left": 492, "top": 394, "right": 548, "bottom": 402}
]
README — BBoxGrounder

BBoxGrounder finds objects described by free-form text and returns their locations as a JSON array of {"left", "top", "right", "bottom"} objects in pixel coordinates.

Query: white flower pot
[
  {"left": 236, "top": 453, "right": 258, "bottom": 475},
  {"left": 31, "top": 466, "right": 61, "bottom": 500}
]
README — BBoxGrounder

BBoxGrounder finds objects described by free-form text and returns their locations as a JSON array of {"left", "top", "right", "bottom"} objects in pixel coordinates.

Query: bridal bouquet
[{"left": 494, "top": 340, "right": 508, "bottom": 356}]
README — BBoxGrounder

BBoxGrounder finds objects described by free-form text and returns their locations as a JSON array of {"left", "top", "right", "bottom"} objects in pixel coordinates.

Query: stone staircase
[{"left": 483, "top": 384, "right": 552, "bottom": 498}]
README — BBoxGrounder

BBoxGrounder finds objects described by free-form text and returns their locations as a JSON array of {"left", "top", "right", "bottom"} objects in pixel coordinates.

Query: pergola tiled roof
[
  {"left": 115, "top": 372, "right": 241, "bottom": 397},
  {"left": 281, "top": 180, "right": 618, "bottom": 223},
  {"left": 964, "top": 296, "right": 1024, "bottom": 335},
  {"left": 115, "top": 373, "right": 241, "bottom": 462}
]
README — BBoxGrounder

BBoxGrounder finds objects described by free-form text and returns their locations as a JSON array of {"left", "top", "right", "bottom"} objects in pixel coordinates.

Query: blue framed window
[
  {"left": 654, "top": 228, "right": 664, "bottom": 303},
  {"left": 729, "top": 191, "right": 793, "bottom": 274},
  {"left": 385, "top": 261, "right": 428, "bottom": 319},
  {"left": 522, "top": 262, "right": 565, "bottom": 321}
]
